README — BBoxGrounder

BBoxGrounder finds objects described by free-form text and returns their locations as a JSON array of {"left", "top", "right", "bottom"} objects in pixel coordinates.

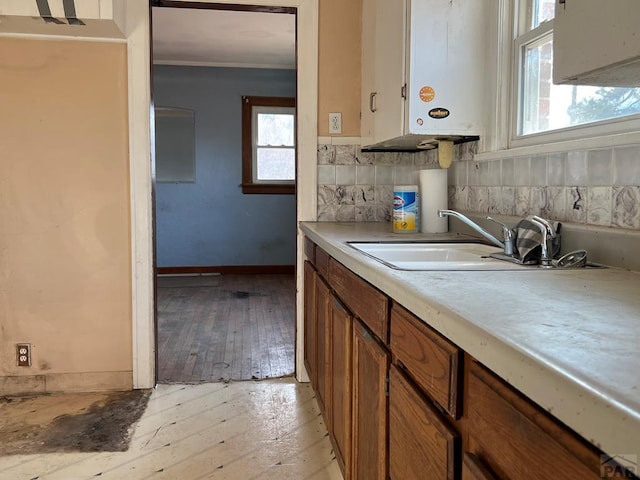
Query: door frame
[{"left": 129, "top": 0, "right": 318, "bottom": 388}]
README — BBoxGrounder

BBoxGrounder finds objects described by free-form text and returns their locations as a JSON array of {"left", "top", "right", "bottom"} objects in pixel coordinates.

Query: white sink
[{"left": 348, "top": 242, "right": 530, "bottom": 271}]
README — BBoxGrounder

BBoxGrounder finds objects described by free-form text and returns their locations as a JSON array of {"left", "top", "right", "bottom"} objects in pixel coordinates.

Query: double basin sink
[{"left": 348, "top": 241, "right": 597, "bottom": 271}]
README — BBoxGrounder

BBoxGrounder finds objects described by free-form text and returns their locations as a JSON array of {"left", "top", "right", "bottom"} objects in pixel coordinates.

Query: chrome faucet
[
  {"left": 486, "top": 217, "right": 517, "bottom": 256},
  {"left": 530, "top": 216, "right": 556, "bottom": 267},
  {"left": 438, "top": 209, "right": 505, "bottom": 250}
]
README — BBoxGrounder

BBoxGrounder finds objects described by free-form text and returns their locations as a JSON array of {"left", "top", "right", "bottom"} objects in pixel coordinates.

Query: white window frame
[
  {"left": 504, "top": 0, "right": 640, "bottom": 152},
  {"left": 251, "top": 105, "right": 296, "bottom": 184}
]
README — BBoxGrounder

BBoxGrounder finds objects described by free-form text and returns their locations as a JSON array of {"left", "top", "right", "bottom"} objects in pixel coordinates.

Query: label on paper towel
[{"left": 393, "top": 190, "right": 419, "bottom": 233}]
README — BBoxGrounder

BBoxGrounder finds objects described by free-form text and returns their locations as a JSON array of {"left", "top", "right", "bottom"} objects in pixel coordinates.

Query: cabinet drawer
[
  {"left": 328, "top": 258, "right": 389, "bottom": 342},
  {"left": 315, "top": 246, "right": 330, "bottom": 279},
  {"left": 390, "top": 303, "right": 461, "bottom": 418},
  {"left": 467, "top": 360, "right": 603, "bottom": 479},
  {"left": 389, "top": 364, "right": 458, "bottom": 480}
]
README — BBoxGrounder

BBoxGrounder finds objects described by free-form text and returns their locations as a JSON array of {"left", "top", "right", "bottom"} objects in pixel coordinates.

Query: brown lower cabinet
[
  {"left": 389, "top": 364, "right": 458, "bottom": 479},
  {"left": 314, "top": 270, "right": 330, "bottom": 418},
  {"left": 465, "top": 360, "right": 603, "bottom": 479},
  {"left": 351, "top": 319, "right": 389, "bottom": 480},
  {"left": 303, "top": 261, "right": 316, "bottom": 387},
  {"left": 328, "top": 294, "right": 353, "bottom": 477},
  {"left": 303, "top": 239, "right": 636, "bottom": 480}
]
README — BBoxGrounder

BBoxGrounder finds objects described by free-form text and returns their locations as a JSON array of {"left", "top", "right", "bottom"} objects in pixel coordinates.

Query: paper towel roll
[{"left": 419, "top": 169, "right": 448, "bottom": 233}]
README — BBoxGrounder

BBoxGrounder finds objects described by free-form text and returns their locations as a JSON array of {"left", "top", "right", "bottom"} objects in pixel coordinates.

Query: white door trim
[{"left": 126, "top": 0, "right": 155, "bottom": 389}]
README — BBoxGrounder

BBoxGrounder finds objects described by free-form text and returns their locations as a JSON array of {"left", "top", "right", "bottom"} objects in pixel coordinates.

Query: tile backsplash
[
  {"left": 316, "top": 144, "right": 443, "bottom": 222},
  {"left": 317, "top": 141, "right": 640, "bottom": 231}
]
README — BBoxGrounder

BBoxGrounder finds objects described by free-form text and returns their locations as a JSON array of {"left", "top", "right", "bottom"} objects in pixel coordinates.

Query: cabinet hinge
[{"left": 401, "top": 83, "right": 407, "bottom": 100}]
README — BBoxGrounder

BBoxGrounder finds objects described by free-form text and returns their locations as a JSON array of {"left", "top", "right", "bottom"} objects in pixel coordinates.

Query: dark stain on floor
[{"left": 0, "top": 389, "right": 152, "bottom": 456}]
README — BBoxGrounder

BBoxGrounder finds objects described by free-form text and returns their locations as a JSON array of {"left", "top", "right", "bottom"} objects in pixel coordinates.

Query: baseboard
[
  {"left": 157, "top": 265, "right": 295, "bottom": 275},
  {"left": 0, "top": 371, "right": 133, "bottom": 396}
]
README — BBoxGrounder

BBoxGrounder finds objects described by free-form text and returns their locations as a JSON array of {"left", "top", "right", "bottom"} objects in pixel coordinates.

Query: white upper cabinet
[
  {"left": 361, "top": 0, "right": 407, "bottom": 146},
  {"left": 553, "top": 0, "right": 640, "bottom": 86},
  {"left": 361, "top": 0, "right": 497, "bottom": 149}
]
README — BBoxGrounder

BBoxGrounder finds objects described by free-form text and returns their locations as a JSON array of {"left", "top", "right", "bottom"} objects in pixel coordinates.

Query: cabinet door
[
  {"left": 303, "top": 261, "right": 316, "bottom": 386},
  {"left": 389, "top": 364, "right": 458, "bottom": 480},
  {"left": 554, "top": 0, "right": 640, "bottom": 86},
  {"left": 406, "top": 0, "right": 495, "bottom": 137},
  {"left": 361, "top": 0, "right": 406, "bottom": 146},
  {"left": 361, "top": 0, "right": 377, "bottom": 144},
  {"left": 351, "top": 319, "right": 390, "bottom": 480},
  {"left": 314, "top": 274, "right": 330, "bottom": 418},
  {"left": 467, "top": 360, "right": 603, "bottom": 479},
  {"left": 328, "top": 293, "right": 353, "bottom": 478}
]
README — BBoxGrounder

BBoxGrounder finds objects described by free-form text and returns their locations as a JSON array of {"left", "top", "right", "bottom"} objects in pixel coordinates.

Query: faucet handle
[
  {"left": 486, "top": 217, "right": 516, "bottom": 256},
  {"left": 486, "top": 217, "right": 514, "bottom": 239}
]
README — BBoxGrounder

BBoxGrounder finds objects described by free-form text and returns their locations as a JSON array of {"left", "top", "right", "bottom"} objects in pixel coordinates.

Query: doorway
[
  {"left": 151, "top": 2, "right": 298, "bottom": 383},
  {"left": 130, "top": 0, "right": 317, "bottom": 389}
]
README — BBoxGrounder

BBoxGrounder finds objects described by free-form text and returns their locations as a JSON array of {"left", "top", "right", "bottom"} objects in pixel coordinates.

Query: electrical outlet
[
  {"left": 16, "top": 343, "right": 31, "bottom": 367},
  {"left": 329, "top": 112, "right": 342, "bottom": 134}
]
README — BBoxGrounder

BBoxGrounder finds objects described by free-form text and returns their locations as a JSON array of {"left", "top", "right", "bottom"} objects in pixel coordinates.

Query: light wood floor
[
  {"left": 0, "top": 379, "right": 343, "bottom": 480},
  {"left": 157, "top": 274, "right": 296, "bottom": 383}
]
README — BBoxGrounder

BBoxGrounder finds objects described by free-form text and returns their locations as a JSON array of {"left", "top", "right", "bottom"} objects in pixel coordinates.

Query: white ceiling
[{"left": 152, "top": 7, "right": 296, "bottom": 70}]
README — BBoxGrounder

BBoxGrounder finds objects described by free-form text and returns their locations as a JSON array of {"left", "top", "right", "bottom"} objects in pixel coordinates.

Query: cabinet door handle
[{"left": 370, "top": 92, "right": 378, "bottom": 113}]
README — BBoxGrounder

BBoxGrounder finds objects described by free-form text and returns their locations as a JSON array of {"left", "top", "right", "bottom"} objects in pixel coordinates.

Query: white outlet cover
[{"left": 329, "top": 112, "right": 342, "bottom": 134}]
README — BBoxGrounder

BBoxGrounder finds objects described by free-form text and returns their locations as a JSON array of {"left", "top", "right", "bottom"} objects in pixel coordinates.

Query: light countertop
[{"left": 300, "top": 221, "right": 640, "bottom": 457}]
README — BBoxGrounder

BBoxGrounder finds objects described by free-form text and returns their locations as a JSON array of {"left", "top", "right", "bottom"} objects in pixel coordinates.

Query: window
[
  {"left": 514, "top": 0, "right": 640, "bottom": 140},
  {"left": 242, "top": 96, "right": 296, "bottom": 194}
]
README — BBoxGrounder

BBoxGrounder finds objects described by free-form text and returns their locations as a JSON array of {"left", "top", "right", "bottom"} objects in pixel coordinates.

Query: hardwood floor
[
  {"left": 0, "top": 379, "right": 342, "bottom": 479},
  {"left": 157, "top": 274, "right": 295, "bottom": 383}
]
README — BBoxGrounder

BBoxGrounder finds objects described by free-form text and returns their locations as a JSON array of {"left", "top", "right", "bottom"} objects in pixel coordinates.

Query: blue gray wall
[{"left": 153, "top": 66, "right": 296, "bottom": 267}]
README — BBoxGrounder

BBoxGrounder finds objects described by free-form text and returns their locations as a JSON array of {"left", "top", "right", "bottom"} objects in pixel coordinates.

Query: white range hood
[{"left": 362, "top": 134, "right": 479, "bottom": 151}]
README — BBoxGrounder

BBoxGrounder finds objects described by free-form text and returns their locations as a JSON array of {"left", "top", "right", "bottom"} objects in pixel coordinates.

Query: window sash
[
  {"left": 514, "top": 21, "right": 553, "bottom": 138},
  {"left": 251, "top": 106, "right": 295, "bottom": 184}
]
